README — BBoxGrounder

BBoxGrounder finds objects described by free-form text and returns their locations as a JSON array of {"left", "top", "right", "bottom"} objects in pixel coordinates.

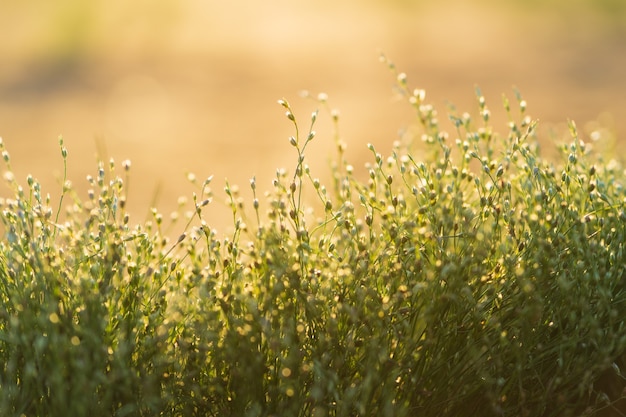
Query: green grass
[{"left": 1, "top": 60, "right": 626, "bottom": 417}]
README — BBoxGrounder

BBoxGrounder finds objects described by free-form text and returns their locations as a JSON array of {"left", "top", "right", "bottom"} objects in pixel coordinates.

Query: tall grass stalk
[{"left": 0, "top": 62, "right": 625, "bottom": 416}]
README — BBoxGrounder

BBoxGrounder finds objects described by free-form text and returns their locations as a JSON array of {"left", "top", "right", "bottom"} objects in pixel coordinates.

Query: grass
[{"left": 1, "top": 59, "right": 626, "bottom": 416}]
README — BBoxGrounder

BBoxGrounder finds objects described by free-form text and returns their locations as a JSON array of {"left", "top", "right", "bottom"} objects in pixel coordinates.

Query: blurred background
[{"left": 1, "top": 0, "right": 625, "bottom": 230}]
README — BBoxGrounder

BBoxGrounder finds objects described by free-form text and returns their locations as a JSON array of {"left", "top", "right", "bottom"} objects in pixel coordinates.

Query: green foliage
[{"left": 1, "top": 63, "right": 626, "bottom": 416}]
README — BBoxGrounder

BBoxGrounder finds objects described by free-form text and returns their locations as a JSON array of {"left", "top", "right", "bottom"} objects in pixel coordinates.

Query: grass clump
[{"left": 1, "top": 63, "right": 626, "bottom": 417}]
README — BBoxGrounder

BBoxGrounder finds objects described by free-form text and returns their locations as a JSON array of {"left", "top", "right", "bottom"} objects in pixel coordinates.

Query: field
[
  {"left": 1, "top": 2, "right": 626, "bottom": 416},
  {"left": 0, "top": 0, "right": 625, "bottom": 227}
]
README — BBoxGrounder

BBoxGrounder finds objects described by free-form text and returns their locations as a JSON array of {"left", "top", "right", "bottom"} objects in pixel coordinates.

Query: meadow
[
  {"left": 1, "top": 0, "right": 625, "bottom": 226},
  {"left": 1, "top": 60, "right": 625, "bottom": 416}
]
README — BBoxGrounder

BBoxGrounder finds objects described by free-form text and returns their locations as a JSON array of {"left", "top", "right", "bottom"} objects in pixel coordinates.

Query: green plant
[{"left": 0, "top": 59, "right": 625, "bottom": 417}]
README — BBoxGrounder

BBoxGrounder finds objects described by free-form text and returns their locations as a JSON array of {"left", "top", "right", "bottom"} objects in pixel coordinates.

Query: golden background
[{"left": 1, "top": 0, "right": 625, "bottom": 231}]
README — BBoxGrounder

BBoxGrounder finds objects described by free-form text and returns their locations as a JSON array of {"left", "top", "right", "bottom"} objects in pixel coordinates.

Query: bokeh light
[{"left": 1, "top": 0, "right": 624, "bottom": 229}]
